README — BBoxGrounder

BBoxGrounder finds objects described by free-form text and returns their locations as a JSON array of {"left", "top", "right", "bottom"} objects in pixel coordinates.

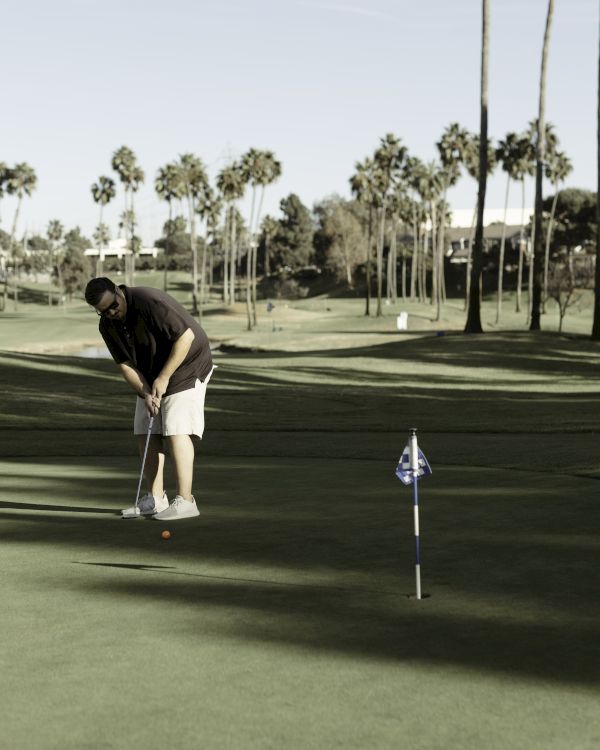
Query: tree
[
  {"left": 403, "top": 156, "right": 426, "bottom": 301},
  {"left": 178, "top": 154, "right": 209, "bottom": 315},
  {"left": 155, "top": 162, "right": 184, "bottom": 291},
  {"left": 436, "top": 123, "right": 470, "bottom": 317},
  {"left": 372, "top": 134, "right": 406, "bottom": 316},
  {"left": 60, "top": 228, "right": 92, "bottom": 301},
  {"left": 0, "top": 162, "right": 8, "bottom": 226},
  {"left": 216, "top": 163, "right": 245, "bottom": 305},
  {"left": 543, "top": 150, "right": 572, "bottom": 307},
  {"left": 195, "top": 183, "right": 217, "bottom": 316},
  {"left": 92, "top": 223, "right": 111, "bottom": 277},
  {"left": 530, "top": 0, "right": 555, "bottom": 330},
  {"left": 350, "top": 158, "right": 377, "bottom": 315},
  {"left": 494, "top": 132, "right": 525, "bottom": 322},
  {"left": 241, "top": 149, "right": 282, "bottom": 328},
  {"left": 464, "top": 0, "right": 489, "bottom": 334},
  {"left": 112, "top": 146, "right": 143, "bottom": 285},
  {"left": 313, "top": 196, "right": 365, "bottom": 287},
  {"left": 90, "top": 175, "right": 116, "bottom": 275},
  {"left": 259, "top": 215, "right": 278, "bottom": 278},
  {"left": 5, "top": 162, "right": 37, "bottom": 311},
  {"left": 547, "top": 256, "right": 592, "bottom": 333},
  {"left": 419, "top": 162, "right": 445, "bottom": 311},
  {"left": 270, "top": 194, "right": 313, "bottom": 271},
  {"left": 593, "top": 15, "right": 600, "bottom": 340},
  {"left": 47, "top": 220, "right": 64, "bottom": 307}
]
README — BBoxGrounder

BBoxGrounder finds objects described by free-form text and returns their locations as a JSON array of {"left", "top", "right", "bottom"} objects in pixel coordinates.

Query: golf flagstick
[
  {"left": 134, "top": 415, "right": 154, "bottom": 511},
  {"left": 395, "top": 428, "right": 432, "bottom": 599},
  {"left": 409, "top": 429, "right": 422, "bottom": 600}
]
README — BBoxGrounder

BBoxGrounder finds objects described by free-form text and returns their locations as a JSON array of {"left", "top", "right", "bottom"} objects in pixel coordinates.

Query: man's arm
[
  {"left": 118, "top": 361, "right": 158, "bottom": 416},
  {"left": 151, "top": 327, "right": 196, "bottom": 402}
]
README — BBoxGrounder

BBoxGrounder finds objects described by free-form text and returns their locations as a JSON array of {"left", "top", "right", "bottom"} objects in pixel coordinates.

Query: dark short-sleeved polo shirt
[{"left": 99, "top": 285, "right": 213, "bottom": 397}]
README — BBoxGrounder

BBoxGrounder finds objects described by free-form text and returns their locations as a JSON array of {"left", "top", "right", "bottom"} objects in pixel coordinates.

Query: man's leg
[
  {"left": 138, "top": 434, "right": 165, "bottom": 499},
  {"left": 166, "top": 434, "right": 195, "bottom": 501}
]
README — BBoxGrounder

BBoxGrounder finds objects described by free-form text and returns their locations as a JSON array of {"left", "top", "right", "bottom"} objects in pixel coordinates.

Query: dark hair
[{"left": 85, "top": 277, "right": 117, "bottom": 306}]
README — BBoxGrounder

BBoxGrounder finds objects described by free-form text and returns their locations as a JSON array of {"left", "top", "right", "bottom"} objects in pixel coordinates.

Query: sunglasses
[{"left": 96, "top": 291, "right": 120, "bottom": 318}]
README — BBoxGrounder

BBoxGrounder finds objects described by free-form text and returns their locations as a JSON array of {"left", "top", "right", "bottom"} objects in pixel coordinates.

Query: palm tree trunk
[
  {"left": 187, "top": 195, "right": 199, "bottom": 315},
  {"left": 530, "top": 0, "right": 554, "bottom": 331},
  {"left": 164, "top": 200, "right": 172, "bottom": 292},
  {"left": 199, "top": 225, "right": 209, "bottom": 324},
  {"left": 543, "top": 184, "right": 560, "bottom": 311},
  {"left": 437, "top": 186, "right": 448, "bottom": 317},
  {"left": 464, "top": 202, "right": 477, "bottom": 312},
  {"left": 365, "top": 206, "right": 373, "bottom": 316},
  {"left": 421, "top": 225, "right": 428, "bottom": 302},
  {"left": 593, "top": 11, "right": 600, "bottom": 340},
  {"left": 430, "top": 201, "right": 438, "bottom": 310},
  {"left": 465, "top": 0, "right": 489, "bottom": 334},
  {"left": 516, "top": 179, "right": 526, "bottom": 312},
  {"left": 222, "top": 208, "right": 230, "bottom": 304},
  {"left": 229, "top": 211, "right": 237, "bottom": 305},
  {"left": 10, "top": 197, "right": 22, "bottom": 312},
  {"left": 410, "top": 206, "right": 418, "bottom": 300},
  {"left": 376, "top": 204, "right": 385, "bottom": 316},
  {"left": 495, "top": 175, "right": 511, "bottom": 324}
]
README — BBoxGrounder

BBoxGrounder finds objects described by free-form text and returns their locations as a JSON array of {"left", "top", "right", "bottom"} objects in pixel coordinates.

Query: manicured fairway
[{"left": 1, "top": 298, "right": 600, "bottom": 749}]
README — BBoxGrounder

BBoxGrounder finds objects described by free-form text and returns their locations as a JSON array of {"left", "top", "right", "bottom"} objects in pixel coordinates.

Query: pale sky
[{"left": 1, "top": 0, "right": 597, "bottom": 244}]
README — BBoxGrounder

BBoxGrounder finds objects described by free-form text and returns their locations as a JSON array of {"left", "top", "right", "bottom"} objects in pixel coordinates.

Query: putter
[{"left": 122, "top": 415, "right": 154, "bottom": 519}]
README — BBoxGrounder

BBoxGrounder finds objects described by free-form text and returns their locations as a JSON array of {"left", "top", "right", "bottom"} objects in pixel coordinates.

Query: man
[{"left": 85, "top": 277, "right": 215, "bottom": 521}]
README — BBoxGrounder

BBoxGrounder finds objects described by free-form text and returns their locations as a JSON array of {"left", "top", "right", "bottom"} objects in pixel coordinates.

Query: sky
[{"left": 1, "top": 0, "right": 598, "bottom": 245}]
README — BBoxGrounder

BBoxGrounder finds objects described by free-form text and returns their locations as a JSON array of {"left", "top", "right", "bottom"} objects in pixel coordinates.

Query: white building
[{"left": 84, "top": 237, "right": 160, "bottom": 261}]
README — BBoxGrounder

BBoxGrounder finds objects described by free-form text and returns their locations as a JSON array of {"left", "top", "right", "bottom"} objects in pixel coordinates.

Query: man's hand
[
  {"left": 152, "top": 375, "right": 170, "bottom": 405},
  {"left": 144, "top": 392, "right": 160, "bottom": 417}
]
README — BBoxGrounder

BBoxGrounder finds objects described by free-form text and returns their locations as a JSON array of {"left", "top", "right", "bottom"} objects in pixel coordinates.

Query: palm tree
[
  {"left": 241, "top": 148, "right": 263, "bottom": 330},
  {"left": 206, "top": 196, "right": 222, "bottom": 291},
  {"left": 112, "top": 146, "right": 142, "bottom": 284},
  {"left": 178, "top": 154, "right": 208, "bottom": 315},
  {"left": 463, "top": 134, "right": 496, "bottom": 313},
  {"left": 593, "top": 17, "right": 600, "bottom": 340},
  {"left": 216, "top": 163, "right": 245, "bottom": 306},
  {"left": 436, "top": 123, "right": 470, "bottom": 317},
  {"left": 248, "top": 151, "right": 281, "bottom": 326},
  {"left": 350, "top": 158, "right": 377, "bottom": 316},
  {"left": 372, "top": 134, "right": 406, "bottom": 316},
  {"left": 419, "top": 163, "right": 445, "bottom": 312},
  {"left": 90, "top": 176, "right": 116, "bottom": 275},
  {"left": 403, "top": 157, "right": 426, "bottom": 301},
  {"left": 5, "top": 162, "right": 37, "bottom": 311},
  {"left": 261, "top": 215, "right": 278, "bottom": 278},
  {"left": 494, "top": 132, "right": 523, "bottom": 322},
  {"left": 47, "top": 219, "right": 64, "bottom": 309},
  {"left": 530, "top": 0, "right": 555, "bottom": 331},
  {"left": 465, "top": 0, "right": 490, "bottom": 334},
  {"left": 543, "top": 150, "right": 572, "bottom": 308},
  {"left": 195, "top": 183, "right": 216, "bottom": 319},
  {"left": 525, "top": 120, "right": 557, "bottom": 313},
  {"left": 155, "top": 162, "right": 183, "bottom": 291},
  {"left": 0, "top": 162, "right": 8, "bottom": 226}
]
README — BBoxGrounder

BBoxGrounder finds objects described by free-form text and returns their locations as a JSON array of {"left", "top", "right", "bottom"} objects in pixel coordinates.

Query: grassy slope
[{"left": 1, "top": 287, "right": 599, "bottom": 749}]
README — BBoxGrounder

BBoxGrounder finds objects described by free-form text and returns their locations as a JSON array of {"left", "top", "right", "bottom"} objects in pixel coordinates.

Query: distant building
[
  {"left": 84, "top": 237, "right": 159, "bottom": 261},
  {"left": 447, "top": 225, "right": 526, "bottom": 264}
]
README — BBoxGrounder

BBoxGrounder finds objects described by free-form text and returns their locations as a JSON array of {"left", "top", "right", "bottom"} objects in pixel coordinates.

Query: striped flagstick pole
[{"left": 409, "top": 428, "right": 422, "bottom": 600}]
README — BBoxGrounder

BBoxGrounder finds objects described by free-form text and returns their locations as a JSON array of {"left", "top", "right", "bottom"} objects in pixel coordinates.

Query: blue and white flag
[{"left": 395, "top": 446, "right": 432, "bottom": 485}]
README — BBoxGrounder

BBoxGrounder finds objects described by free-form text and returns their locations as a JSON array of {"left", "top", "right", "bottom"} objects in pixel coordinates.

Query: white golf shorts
[{"left": 134, "top": 366, "right": 216, "bottom": 439}]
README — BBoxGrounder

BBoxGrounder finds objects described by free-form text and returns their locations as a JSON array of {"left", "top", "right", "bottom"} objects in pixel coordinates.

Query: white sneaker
[
  {"left": 121, "top": 492, "right": 169, "bottom": 519},
  {"left": 154, "top": 495, "right": 200, "bottom": 521}
]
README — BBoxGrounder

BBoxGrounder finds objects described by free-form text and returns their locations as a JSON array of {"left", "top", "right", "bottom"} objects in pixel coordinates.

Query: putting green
[{"left": 1, "top": 298, "right": 600, "bottom": 749}]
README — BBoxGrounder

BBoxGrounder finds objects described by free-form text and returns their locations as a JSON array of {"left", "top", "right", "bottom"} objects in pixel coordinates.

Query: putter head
[{"left": 121, "top": 506, "right": 141, "bottom": 519}]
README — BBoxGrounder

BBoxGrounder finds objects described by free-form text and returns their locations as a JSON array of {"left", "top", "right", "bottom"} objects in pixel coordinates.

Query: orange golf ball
[{"left": 161, "top": 530, "right": 171, "bottom": 540}]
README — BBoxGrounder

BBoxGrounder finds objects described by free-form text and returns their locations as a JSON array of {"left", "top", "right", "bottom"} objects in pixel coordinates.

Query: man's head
[{"left": 85, "top": 277, "right": 127, "bottom": 321}]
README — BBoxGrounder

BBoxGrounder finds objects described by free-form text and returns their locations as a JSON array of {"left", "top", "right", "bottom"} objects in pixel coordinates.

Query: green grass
[{"left": 1, "top": 289, "right": 600, "bottom": 749}]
